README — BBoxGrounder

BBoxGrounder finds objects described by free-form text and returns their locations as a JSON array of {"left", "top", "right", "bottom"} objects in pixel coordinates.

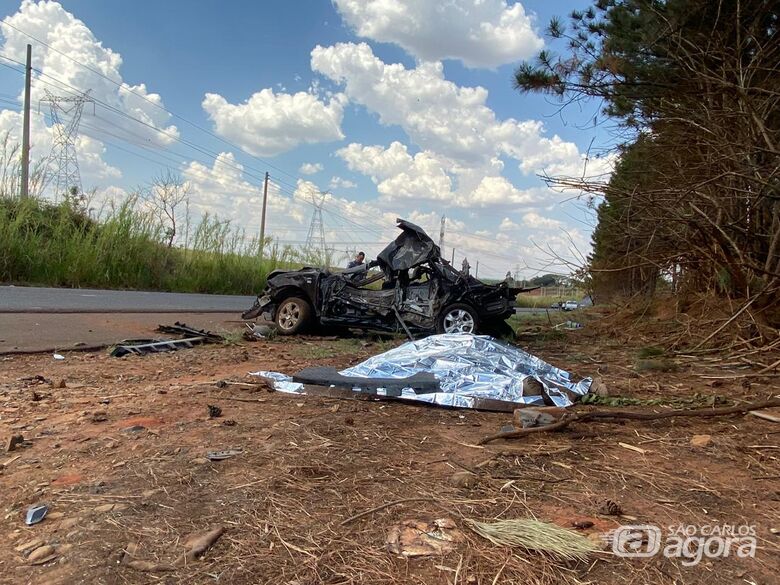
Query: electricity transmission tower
[
  {"left": 304, "top": 188, "right": 328, "bottom": 259},
  {"left": 40, "top": 89, "right": 94, "bottom": 199}
]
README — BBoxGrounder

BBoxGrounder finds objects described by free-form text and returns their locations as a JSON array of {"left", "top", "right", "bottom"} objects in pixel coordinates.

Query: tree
[
  {"left": 514, "top": 0, "right": 779, "bottom": 329},
  {"left": 144, "top": 171, "right": 190, "bottom": 248}
]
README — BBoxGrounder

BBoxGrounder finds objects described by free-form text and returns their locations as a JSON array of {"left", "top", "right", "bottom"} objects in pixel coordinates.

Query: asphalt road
[{"left": 0, "top": 285, "right": 256, "bottom": 313}]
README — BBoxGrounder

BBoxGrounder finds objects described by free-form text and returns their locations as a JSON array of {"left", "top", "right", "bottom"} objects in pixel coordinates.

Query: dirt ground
[{"left": 0, "top": 317, "right": 778, "bottom": 585}]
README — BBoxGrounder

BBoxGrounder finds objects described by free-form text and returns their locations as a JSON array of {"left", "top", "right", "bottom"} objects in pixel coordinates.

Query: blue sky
[{"left": 0, "top": 0, "right": 610, "bottom": 278}]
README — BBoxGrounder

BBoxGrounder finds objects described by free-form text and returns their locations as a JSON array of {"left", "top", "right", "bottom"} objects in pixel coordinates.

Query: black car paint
[{"left": 242, "top": 219, "right": 525, "bottom": 334}]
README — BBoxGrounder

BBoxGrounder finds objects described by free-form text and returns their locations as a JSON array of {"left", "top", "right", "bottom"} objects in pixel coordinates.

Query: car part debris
[
  {"left": 291, "top": 367, "right": 439, "bottom": 396},
  {"left": 111, "top": 322, "right": 224, "bottom": 357},
  {"left": 243, "top": 219, "right": 535, "bottom": 335},
  {"left": 386, "top": 518, "right": 464, "bottom": 557},
  {"left": 155, "top": 322, "right": 224, "bottom": 343},
  {"left": 111, "top": 336, "right": 210, "bottom": 357},
  {"left": 52, "top": 353, "right": 65, "bottom": 360},
  {"left": 25, "top": 503, "right": 49, "bottom": 525},
  {"left": 207, "top": 405, "right": 222, "bottom": 418},
  {"left": 206, "top": 449, "right": 242, "bottom": 461}
]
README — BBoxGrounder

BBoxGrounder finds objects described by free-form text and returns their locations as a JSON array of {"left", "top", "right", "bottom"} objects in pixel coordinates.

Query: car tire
[
  {"left": 274, "top": 297, "right": 312, "bottom": 335},
  {"left": 437, "top": 303, "right": 479, "bottom": 334}
]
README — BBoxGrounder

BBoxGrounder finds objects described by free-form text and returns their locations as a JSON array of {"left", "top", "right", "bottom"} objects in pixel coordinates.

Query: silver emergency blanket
[{"left": 252, "top": 333, "right": 591, "bottom": 409}]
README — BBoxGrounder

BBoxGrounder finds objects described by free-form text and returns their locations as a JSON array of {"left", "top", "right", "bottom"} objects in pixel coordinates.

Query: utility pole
[
  {"left": 475, "top": 260, "right": 479, "bottom": 278},
  {"left": 450, "top": 247, "right": 455, "bottom": 264},
  {"left": 20, "top": 44, "right": 31, "bottom": 199},
  {"left": 259, "top": 172, "right": 269, "bottom": 258},
  {"left": 439, "top": 214, "right": 445, "bottom": 251}
]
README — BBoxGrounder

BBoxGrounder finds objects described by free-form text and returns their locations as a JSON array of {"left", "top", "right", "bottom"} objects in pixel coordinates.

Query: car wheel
[
  {"left": 274, "top": 297, "right": 312, "bottom": 335},
  {"left": 437, "top": 303, "right": 479, "bottom": 334}
]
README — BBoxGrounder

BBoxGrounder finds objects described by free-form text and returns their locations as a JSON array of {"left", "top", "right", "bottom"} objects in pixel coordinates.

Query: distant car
[
  {"left": 242, "top": 219, "right": 532, "bottom": 336},
  {"left": 562, "top": 300, "right": 579, "bottom": 311},
  {"left": 550, "top": 302, "right": 562, "bottom": 309}
]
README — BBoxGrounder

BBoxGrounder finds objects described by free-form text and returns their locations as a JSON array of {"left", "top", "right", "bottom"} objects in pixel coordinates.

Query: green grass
[
  {"left": 514, "top": 294, "right": 570, "bottom": 308},
  {"left": 0, "top": 193, "right": 300, "bottom": 294}
]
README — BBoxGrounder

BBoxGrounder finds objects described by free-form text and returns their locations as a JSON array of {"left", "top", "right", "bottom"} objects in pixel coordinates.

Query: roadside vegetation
[
  {"left": 515, "top": 0, "right": 779, "bottom": 347},
  {"left": 0, "top": 193, "right": 294, "bottom": 294}
]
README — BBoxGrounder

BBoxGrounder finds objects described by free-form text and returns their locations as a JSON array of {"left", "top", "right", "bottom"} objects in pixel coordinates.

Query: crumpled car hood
[{"left": 376, "top": 219, "right": 441, "bottom": 272}]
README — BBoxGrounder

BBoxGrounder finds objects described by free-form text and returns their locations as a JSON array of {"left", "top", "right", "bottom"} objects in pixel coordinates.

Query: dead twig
[
  {"left": 339, "top": 497, "right": 437, "bottom": 526},
  {"left": 479, "top": 399, "right": 780, "bottom": 444}
]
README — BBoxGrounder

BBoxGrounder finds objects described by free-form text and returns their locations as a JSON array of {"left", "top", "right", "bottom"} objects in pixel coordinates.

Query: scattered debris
[
  {"left": 121, "top": 542, "right": 174, "bottom": 572},
  {"left": 2, "top": 454, "right": 22, "bottom": 468},
  {"left": 222, "top": 419, "right": 236, "bottom": 426},
  {"left": 27, "top": 544, "right": 57, "bottom": 565},
  {"left": 207, "top": 405, "right": 222, "bottom": 419},
  {"left": 155, "top": 322, "right": 224, "bottom": 343},
  {"left": 25, "top": 504, "right": 49, "bottom": 525},
  {"left": 618, "top": 442, "right": 648, "bottom": 455},
  {"left": 479, "top": 398, "right": 780, "bottom": 444},
  {"left": 15, "top": 538, "right": 44, "bottom": 554},
  {"left": 121, "top": 424, "right": 146, "bottom": 434},
  {"left": 690, "top": 434, "right": 712, "bottom": 447},
  {"left": 386, "top": 518, "right": 464, "bottom": 557},
  {"left": 5, "top": 434, "right": 25, "bottom": 452},
  {"left": 53, "top": 353, "right": 65, "bottom": 360},
  {"left": 111, "top": 337, "right": 211, "bottom": 358},
  {"left": 513, "top": 407, "right": 563, "bottom": 428},
  {"left": 572, "top": 520, "right": 595, "bottom": 530},
  {"left": 206, "top": 449, "right": 242, "bottom": 461},
  {"left": 598, "top": 499, "right": 623, "bottom": 516},
  {"left": 749, "top": 410, "right": 780, "bottom": 423},
  {"left": 449, "top": 471, "right": 479, "bottom": 489},
  {"left": 465, "top": 518, "right": 598, "bottom": 561},
  {"left": 588, "top": 377, "right": 609, "bottom": 397},
  {"left": 91, "top": 412, "right": 109, "bottom": 423},
  {"left": 244, "top": 323, "right": 274, "bottom": 340},
  {"left": 182, "top": 526, "right": 225, "bottom": 561}
]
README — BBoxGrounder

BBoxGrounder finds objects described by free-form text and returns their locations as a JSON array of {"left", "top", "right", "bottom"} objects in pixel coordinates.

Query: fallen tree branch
[{"left": 479, "top": 399, "right": 780, "bottom": 445}]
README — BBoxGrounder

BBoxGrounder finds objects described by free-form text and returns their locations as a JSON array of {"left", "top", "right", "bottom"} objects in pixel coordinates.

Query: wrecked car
[{"left": 242, "top": 219, "right": 528, "bottom": 336}]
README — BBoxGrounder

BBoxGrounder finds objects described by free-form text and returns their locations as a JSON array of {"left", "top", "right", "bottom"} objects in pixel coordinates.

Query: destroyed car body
[{"left": 242, "top": 219, "right": 527, "bottom": 335}]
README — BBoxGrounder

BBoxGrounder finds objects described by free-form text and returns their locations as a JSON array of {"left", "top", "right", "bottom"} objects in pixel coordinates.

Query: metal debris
[{"left": 25, "top": 504, "right": 49, "bottom": 525}]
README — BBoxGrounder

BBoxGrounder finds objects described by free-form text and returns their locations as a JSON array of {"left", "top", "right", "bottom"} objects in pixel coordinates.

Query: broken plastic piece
[
  {"left": 206, "top": 449, "right": 242, "bottom": 461},
  {"left": 25, "top": 504, "right": 48, "bottom": 525}
]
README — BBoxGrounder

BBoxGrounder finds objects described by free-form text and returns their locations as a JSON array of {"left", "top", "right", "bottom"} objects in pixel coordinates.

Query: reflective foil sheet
[{"left": 252, "top": 333, "right": 591, "bottom": 409}]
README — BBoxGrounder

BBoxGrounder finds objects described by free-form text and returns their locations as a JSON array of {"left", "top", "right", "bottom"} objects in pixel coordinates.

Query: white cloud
[
  {"left": 311, "top": 42, "right": 589, "bottom": 176},
  {"left": 184, "top": 152, "right": 308, "bottom": 236},
  {"left": 337, "top": 141, "right": 556, "bottom": 209},
  {"left": 523, "top": 211, "right": 563, "bottom": 230},
  {"left": 333, "top": 0, "right": 543, "bottom": 68},
  {"left": 499, "top": 217, "right": 520, "bottom": 231},
  {"left": 299, "top": 162, "right": 323, "bottom": 175},
  {"left": 0, "top": 0, "right": 180, "bottom": 194},
  {"left": 202, "top": 89, "right": 345, "bottom": 157},
  {"left": 1, "top": 1, "right": 179, "bottom": 147},
  {"left": 328, "top": 176, "right": 356, "bottom": 189},
  {"left": 338, "top": 141, "right": 452, "bottom": 202}
]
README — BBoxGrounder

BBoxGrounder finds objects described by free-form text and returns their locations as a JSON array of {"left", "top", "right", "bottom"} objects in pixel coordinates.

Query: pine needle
[{"left": 465, "top": 518, "right": 599, "bottom": 562}]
